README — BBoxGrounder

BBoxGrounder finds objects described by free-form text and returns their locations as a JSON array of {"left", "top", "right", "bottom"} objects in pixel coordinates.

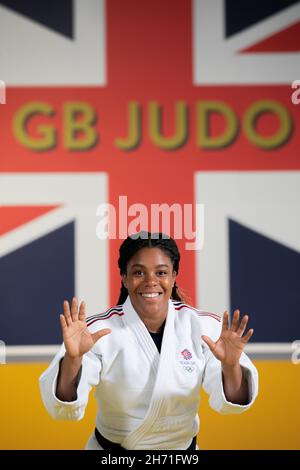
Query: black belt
[{"left": 95, "top": 428, "right": 197, "bottom": 451}]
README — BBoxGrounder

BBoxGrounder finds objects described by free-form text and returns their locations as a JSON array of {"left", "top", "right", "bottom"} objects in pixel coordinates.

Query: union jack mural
[{"left": 0, "top": 0, "right": 299, "bottom": 361}]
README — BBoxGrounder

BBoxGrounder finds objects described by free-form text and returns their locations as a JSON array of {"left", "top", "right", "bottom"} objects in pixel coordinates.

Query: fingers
[
  {"left": 92, "top": 328, "right": 112, "bottom": 344},
  {"left": 59, "top": 314, "right": 67, "bottom": 330},
  {"left": 230, "top": 310, "right": 240, "bottom": 331},
  {"left": 201, "top": 335, "right": 216, "bottom": 353},
  {"left": 229, "top": 309, "right": 253, "bottom": 341},
  {"left": 63, "top": 300, "right": 72, "bottom": 326},
  {"left": 236, "top": 315, "right": 249, "bottom": 337},
  {"left": 71, "top": 297, "right": 78, "bottom": 321},
  {"left": 79, "top": 301, "right": 86, "bottom": 321},
  {"left": 63, "top": 298, "right": 85, "bottom": 325},
  {"left": 221, "top": 311, "right": 229, "bottom": 333},
  {"left": 242, "top": 328, "right": 254, "bottom": 344}
]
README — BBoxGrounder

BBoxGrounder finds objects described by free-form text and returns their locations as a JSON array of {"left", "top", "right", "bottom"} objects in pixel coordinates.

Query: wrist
[
  {"left": 64, "top": 352, "right": 83, "bottom": 364},
  {"left": 221, "top": 362, "right": 240, "bottom": 374}
]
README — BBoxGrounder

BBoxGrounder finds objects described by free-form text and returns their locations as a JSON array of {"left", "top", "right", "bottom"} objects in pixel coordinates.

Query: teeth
[{"left": 141, "top": 293, "right": 160, "bottom": 298}]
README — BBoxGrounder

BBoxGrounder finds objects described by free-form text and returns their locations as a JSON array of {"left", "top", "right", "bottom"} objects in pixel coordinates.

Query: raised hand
[
  {"left": 201, "top": 310, "right": 254, "bottom": 367},
  {"left": 60, "top": 297, "right": 111, "bottom": 359}
]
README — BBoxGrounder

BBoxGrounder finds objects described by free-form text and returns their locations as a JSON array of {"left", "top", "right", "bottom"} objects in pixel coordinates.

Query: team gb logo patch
[{"left": 181, "top": 349, "right": 192, "bottom": 360}]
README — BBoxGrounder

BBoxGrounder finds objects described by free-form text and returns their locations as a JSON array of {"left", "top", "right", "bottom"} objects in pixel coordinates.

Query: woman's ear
[{"left": 122, "top": 274, "right": 127, "bottom": 289}]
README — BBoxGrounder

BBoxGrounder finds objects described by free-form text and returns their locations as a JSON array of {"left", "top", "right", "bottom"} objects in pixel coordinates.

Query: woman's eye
[{"left": 132, "top": 270, "right": 168, "bottom": 276}]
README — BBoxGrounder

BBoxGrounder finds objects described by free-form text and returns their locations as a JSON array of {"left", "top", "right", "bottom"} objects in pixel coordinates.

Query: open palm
[
  {"left": 60, "top": 298, "right": 111, "bottom": 359},
  {"left": 202, "top": 310, "right": 254, "bottom": 367}
]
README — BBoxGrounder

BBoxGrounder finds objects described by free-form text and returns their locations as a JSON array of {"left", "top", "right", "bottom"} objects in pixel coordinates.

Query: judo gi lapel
[
  {"left": 122, "top": 295, "right": 160, "bottom": 375},
  {"left": 121, "top": 297, "right": 176, "bottom": 450}
]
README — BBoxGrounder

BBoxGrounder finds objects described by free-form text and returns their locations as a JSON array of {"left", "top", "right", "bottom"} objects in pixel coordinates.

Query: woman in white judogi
[{"left": 39, "top": 232, "right": 258, "bottom": 450}]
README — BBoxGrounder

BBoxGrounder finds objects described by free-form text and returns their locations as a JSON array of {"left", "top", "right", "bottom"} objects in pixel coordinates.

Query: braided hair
[{"left": 117, "top": 231, "right": 190, "bottom": 305}]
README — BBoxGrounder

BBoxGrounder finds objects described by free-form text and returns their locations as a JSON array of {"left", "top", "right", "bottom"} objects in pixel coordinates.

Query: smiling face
[{"left": 122, "top": 247, "right": 176, "bottom": 324}]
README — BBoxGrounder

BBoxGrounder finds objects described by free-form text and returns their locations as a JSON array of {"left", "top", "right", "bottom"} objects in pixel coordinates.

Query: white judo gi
[{"left": 39, "top": 296, "right": 259, "bottom": 450}]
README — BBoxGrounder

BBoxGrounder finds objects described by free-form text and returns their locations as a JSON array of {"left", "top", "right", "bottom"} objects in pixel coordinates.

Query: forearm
[
  {"left": 56, "top": 353, "right": 82, "bottom": 402},
  {"left": 222, "top": 363, "right": 249, "bottom": 405}
]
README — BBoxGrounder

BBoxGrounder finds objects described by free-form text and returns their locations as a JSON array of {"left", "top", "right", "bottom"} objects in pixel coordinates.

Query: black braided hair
[{"left": 117, "top": 231, "right": 190, "bottom": 305}]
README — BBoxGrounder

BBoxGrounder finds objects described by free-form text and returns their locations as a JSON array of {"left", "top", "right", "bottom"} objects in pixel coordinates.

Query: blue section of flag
[
  {"left": 229, "top": 219, "right": 300, "bottom": 342},
  {"left": 225, "top": 0, "right": 300, "bottom": 38},
  {"left": 0, "top": 0, "right": 74, "bottom": 39},
  {"left": 0, "top": 222, "right": 75, "bottom": 345}
]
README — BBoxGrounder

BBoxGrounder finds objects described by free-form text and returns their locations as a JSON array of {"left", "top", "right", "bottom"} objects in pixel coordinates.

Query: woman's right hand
[{"left": 60, "top": 297, "right": 111, "bottom": 359}]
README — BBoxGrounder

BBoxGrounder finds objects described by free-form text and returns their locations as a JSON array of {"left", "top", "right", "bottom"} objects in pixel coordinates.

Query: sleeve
[
  {"left": 200, "top": 314, "right": 259, "bottom": 415},
  {"left": 39, "top": 344, "right": 102, "bottom": 421}
]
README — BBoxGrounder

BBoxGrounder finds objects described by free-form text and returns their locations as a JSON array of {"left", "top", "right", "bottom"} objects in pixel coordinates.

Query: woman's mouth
[{"left": 139, "top": 292, "right": 163, "bottom": 299}]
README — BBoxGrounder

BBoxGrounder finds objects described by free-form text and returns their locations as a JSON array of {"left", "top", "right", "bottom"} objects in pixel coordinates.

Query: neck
[
  {"left": 130, "top": 300, "right": 168, "bottom": 333},
  {"left": 143, "top": 317, "right": 166, "bottom": 333}
]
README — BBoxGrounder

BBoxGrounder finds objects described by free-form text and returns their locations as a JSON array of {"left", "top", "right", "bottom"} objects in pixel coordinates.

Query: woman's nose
[{"left": 144, "top": 273, "right": 158, "bottom": 285}]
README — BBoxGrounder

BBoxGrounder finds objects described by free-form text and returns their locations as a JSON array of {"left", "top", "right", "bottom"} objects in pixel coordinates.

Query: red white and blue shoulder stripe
[
  {"left": 172, "top": 300, "right": 221, "bottom": 322},
  {"left": 86, "top": 305, "right": 124, "bottom": 327}
]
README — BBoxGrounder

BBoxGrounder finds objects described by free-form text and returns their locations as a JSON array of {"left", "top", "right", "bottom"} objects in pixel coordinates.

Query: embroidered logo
[
  {"left": 179, "top": 360, "right": 196, "bottom": 373},
  {"left": 181, "top": 349, "right": 192, "bottom": 360}
]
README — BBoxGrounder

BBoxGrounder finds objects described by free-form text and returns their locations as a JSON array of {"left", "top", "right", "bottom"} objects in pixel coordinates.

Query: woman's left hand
[{"left": 201, "top": 310, "right": 254, "bottom": 367}]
